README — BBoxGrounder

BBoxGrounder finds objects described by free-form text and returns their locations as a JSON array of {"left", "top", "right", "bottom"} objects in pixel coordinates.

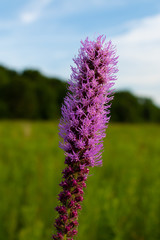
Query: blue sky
[{"left": 0, "top": 0, "right": 160, "bottom": 105}]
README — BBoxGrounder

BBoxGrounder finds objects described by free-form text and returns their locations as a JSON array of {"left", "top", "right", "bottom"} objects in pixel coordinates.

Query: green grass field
[{"left": 0, "top": 122, "right": 160, "bottom": 240}]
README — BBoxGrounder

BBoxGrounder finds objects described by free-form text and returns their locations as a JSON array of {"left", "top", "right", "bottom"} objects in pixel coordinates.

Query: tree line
[{"left": 0, "top": 65, "right": 160, "bottom": 122}]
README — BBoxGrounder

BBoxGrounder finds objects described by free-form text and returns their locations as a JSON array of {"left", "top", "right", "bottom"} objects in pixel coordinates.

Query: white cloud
[
  {"left": 20, "top": 0, "right": 52, "bottom": 24},
  {"left": 122, "top": 17, "right": 160, "bottom": 43},
  {"left": 113, "top": 14, "right": 160, "bottom": 105}
]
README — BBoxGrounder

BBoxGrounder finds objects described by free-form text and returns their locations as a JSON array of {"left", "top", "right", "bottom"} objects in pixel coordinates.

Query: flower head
[{"left": 53, "top": 35, "right": 118, "bottom": 240}]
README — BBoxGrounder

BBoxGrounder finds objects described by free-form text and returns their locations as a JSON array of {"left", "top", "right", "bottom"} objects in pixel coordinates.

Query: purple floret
[
  {"left": 53, "top": 35, "right": 118, "bottom": 240},
  {"left": 59, "top": 35, "right": 118, "bottom": 167}
]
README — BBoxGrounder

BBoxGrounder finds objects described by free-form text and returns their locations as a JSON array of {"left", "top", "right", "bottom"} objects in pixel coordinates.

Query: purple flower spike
[{"left": 53, "top": 35, "right": 118, "bottom": 239}]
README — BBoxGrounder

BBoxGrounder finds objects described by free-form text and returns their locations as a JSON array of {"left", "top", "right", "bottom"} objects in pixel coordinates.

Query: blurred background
[{"left": 0, "top": 1, "right": 160, "bottom": 240}]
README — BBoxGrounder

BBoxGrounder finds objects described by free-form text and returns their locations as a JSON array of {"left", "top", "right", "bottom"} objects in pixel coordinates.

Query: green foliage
[
  {"left": 0, "top": 66, "right": 67, "bottom": 120},
  {"left": 111, "top": 91, "right": 142, "bottom": 122},
  {"left": 6, "top": 76, "right": 38, "bottom": 119},
  {"left": 0, "top": 65, "right": 160, "bottom": 122},
  {"left": 0, "top": 122, "right": 160, "bottom": 240},
  {"left": 111, "top": 91, "right": 160, "bottom": 122},
  {"left": 139, "top": 98, "right": 160, "bottom": 122}
]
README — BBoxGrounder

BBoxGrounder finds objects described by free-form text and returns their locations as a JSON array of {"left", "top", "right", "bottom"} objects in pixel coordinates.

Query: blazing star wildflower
[{"left": 53, "top": 35, "right": 118, "bottom": 240}]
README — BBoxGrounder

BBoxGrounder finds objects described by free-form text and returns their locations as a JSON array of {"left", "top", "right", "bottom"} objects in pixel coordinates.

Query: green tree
[
  {"left": 5, "top": 76, "right": 39, "bottom": 119},
  {"left": 111, "top": 91, "right": 142, "bottom": 122}
]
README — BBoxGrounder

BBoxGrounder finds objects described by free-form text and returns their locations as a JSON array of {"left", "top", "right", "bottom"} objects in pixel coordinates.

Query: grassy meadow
[{"left": 0, "top": 121, "right": 160, "bottom": 240}]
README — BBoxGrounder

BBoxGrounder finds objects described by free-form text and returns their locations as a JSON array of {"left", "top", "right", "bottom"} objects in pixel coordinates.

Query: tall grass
[{"left": 0, "top": 122, "right": 160, "bottom": 240}]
